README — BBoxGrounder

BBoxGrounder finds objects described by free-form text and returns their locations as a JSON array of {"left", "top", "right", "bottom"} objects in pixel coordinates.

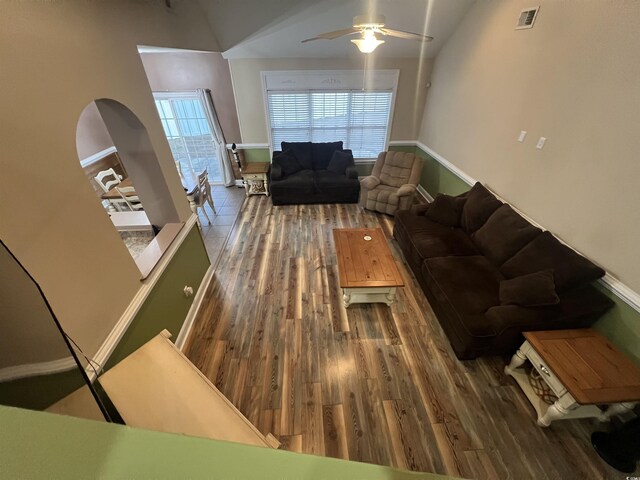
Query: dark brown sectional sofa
[{"left": 393, "top": 182, "right": 613, "bottom": 360}]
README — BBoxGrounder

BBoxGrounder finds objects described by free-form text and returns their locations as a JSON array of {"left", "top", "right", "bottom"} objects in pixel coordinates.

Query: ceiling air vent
[{"left": 516, "top": 6, "right": 540, "bottom": 30}]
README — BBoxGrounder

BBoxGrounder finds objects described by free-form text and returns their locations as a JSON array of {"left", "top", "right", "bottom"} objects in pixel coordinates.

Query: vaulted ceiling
[{"left": 197, "top": 0, "right": 475, "bottom": 58}]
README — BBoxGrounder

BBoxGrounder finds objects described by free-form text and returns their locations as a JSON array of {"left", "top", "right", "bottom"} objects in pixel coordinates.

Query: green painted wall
[
  {"left": 242, "top": 147, "right": 271, "bottom": 163},
  {"left": 0, "top": 368, "right": 85, "bottom": 412},
  {"left": 593, "top": 284, "right": 640, "bottom": 366},
  {"left": 393, "top": 142, "right": 640, "bottom": 366},
  {"left": 0, "top": 405, "right": 456, "bottom": 480},
  {"left": 354, "top": 161, "right": 375, "bottom": 177},
  {"left": 106, "top": 225, "right": 209, "bottom": 369}
]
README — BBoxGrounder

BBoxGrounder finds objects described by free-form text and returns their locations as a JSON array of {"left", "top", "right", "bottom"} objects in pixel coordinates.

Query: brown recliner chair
[{"left": 360, "top": 151, "right": 423, "bottom": 215}]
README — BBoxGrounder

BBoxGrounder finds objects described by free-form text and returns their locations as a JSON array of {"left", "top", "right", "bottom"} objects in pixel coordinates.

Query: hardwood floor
[{"left": 184, "top": 197, "right": 622, "bottom": 479}]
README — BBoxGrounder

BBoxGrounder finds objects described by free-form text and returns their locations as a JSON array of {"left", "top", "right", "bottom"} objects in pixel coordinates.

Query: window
[
  {"left": 153, "top": 93, "right": 224, "bottom": 183},
  {"left": 267, "top": 90, "right": 392, "bottom": 159},
  {"left": 263, "top": 70, "right": 398, "bottom": 160}
]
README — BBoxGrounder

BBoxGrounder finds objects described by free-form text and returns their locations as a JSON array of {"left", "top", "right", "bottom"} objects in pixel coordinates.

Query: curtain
[{"left": 197, "top": 88, "right": 235, "bottom": 187}]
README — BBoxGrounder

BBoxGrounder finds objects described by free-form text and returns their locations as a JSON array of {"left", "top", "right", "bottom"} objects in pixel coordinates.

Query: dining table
[{"left": 101, "top": 173, "right": 200, "bottom": 214}]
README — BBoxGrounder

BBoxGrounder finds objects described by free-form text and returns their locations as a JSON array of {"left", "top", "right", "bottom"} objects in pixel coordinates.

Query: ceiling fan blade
[
  {"left": 301, "top": 28, "right": 359, "bottom": 43},
  {"left": 379, "top": 28, "right": 433, "bottom": 42}
]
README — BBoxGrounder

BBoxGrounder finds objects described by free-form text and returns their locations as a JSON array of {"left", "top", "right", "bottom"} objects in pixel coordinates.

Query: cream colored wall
[
  {"left": 0, "top": 1, "right": 217, "bottom": 356},
  {"left": 229, "top": 57, "right": 432, "bottom": 146},
  {"left": 139, "top": 52, "right": 242, "bottom": 142},
  {"left": 419, "top": 0, "right": 640, "bottom": 292},
  {"left": 76, "top": 103, "right": 114, "bottom": 160}
]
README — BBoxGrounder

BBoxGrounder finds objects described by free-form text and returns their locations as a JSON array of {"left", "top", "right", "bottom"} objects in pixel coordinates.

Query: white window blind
[{"left": 267, "top": 90, "right": 392, "bottom": 159}]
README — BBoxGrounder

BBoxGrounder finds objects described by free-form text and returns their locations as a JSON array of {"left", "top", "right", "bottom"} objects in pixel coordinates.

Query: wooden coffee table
[
  {"left": 333, "top": 228, "right": 404, "bottom": 308},
  {"left": 505, "top": 329, "right": 640, "bottom": 426}
]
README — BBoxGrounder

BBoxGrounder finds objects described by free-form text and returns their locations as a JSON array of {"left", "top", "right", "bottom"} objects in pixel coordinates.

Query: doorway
[{"left": 153, "top": 92, "right": 224, "bottom": 184}]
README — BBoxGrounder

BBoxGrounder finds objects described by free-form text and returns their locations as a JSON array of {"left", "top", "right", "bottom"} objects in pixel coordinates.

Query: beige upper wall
[
  {"left": 0, "top": 1, "right": 216, "bottom": 356},
  {"left": 76, "top": 103, "right": 114, "bottom": 160},
  {"left": 139, "top": 52, "right": 242, "bottom": 142},
  {"left": 229, "top": 57, "right": 432, "bottom": 147},
  {"left": 419, "top": 0, "right": 640, "bottom": 292}
]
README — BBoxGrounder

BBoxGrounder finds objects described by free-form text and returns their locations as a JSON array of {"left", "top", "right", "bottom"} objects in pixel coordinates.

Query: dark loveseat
[
  {"left": 270, "top": 141, "right": 360, "bottom": 205},
  {"left": 393, "top": 182, "right": 613, "bottom": 360}
]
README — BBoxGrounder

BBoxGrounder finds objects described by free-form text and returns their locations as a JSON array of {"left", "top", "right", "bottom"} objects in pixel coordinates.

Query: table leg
[
  {"left": 504, "top": 347, "right": 527, "bottom": 375},
  {"left": 343, "top": 290, "right": 351, "bottom": 308},
  {"left": 538, "top": 394, "right": 577, "bottom": 427},
  {"left": 385, "top": 288, "right": 396, "bottom": 306},
  {"left": 600, "top": 402, "right": 637, "bottom": 422}
]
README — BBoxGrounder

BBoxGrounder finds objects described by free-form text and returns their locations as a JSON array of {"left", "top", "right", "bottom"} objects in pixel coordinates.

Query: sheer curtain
[{"left": 197, "top": 89, "right": 235, "bottom": 187}]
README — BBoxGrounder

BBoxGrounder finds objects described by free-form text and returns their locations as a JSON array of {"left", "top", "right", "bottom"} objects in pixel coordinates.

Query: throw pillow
[
  {"left": 281, "top": 142, "right": 313, "bottom": 170},
  {"left": 276, "top": 151, "right": 302, "bottom": 176},
  {"left": 460, "top": 182, "right": 503, "bottom": 234},
  {"left": 311, "top": 142, "right": 343, "bottom": 170},
  {"left": 425, "top": 194, "right": 466, "bottom": 227},
  {"left": 471, "top": 204, "right": 542, "bottom": 266},
  {"left": 327, "top": 150, "right": 352, "bottom": 175},
  {"left": 499, "top": 270, "right": 559, "bottom": 307}
]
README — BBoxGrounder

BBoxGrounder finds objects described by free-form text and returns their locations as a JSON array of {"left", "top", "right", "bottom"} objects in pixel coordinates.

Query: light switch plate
[
  {"left": 517, "top": 131, "right": 527, "bottom": 142},
  {"left": 536, "top": 137, "right": 547, "bottom": 149}
]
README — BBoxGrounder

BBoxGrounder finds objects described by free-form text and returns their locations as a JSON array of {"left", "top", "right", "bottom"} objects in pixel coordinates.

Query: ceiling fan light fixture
[{"left": 351, "top": 29, "right": 384, "bottom": 53}]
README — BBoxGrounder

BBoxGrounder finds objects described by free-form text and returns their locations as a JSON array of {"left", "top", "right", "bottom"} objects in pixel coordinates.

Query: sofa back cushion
[
  {"left": 281, "top": 142, "right": 313, "bottom": 170},
  {"left": 311, "top": 142, "right": 343, "bottom": 170},
  {"left": 500, "top": 231, "right": 606, "bottom": 292},
  {"left": 461, "top": 182, "right": 503, "bottom": 234},
  {"left": 379, "top": 151, "right": 418, "bottom": 188},
  {"left": 472, "top": 204, "right": 542, "bottom": 266}
]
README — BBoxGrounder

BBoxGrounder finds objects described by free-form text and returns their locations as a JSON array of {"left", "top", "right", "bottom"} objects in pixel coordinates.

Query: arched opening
[{"left": 76, "top": 99, "right": 183, "bottom": 277}]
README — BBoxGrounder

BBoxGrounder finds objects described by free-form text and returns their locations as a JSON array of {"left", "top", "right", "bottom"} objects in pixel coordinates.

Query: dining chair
[
  {"left": 116, "top": 186, "right": 143, "bottom": 211},
  {"left": 94, "top": 168, "right": 123, "bottom": 193},
  {"left": 194, "top": 169, "right": 216, "bottom": 225}
]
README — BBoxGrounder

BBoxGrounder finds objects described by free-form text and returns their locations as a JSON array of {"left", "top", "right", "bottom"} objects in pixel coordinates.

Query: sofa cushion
[
  {"left": 500, "top": 231, "right": 606, "bottom": 292},
  {"left": 277, "top": 152, "right": 302, "bottom": 176},
  {"left": 422, "top": 256, "right": 503, "bottom": 337},
  {"left": 472, "top": 204, "right": 542, "bottom": 266},
  {"left": 499, "top": 269, "right": 559, "bottom": 307},
  {"left": 461, "top": 182, "right": 503, "bottom": 234},
  {"left": 379, "top": 152, "right": 417, "bottom": 188},
  {"left": 270, "top": 169, "right": 315, "bottom": 195},
  {"left": 314, "top": 170, "right": 359, "bottom": 188},
  {"left": 327, "top": 150, "right": 352, "bottom": 175},
  {"left": 425, "top": 194, "right": 466, "bottom": 227},
  {"left": 394, "top": 211, "right": 479, "bottom": 270},
  {"left": 312, "top": 142, "right": 343, "bottom": 169},
  {"left": 281, "top": 142, "right": 313, "bottom": 170}
]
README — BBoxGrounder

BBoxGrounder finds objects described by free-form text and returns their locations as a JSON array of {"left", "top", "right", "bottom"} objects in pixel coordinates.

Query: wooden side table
[
  {"left": 242, "top": 162, "right": 270, "bottom": 197},
  {"left": 505, "top": 329, "right": 640, "bottom": 427}
]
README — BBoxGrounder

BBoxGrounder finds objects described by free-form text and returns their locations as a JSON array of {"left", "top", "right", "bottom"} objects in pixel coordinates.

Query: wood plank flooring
[{"left": 184, "top": 197, "right": 623, "bottom": 479}]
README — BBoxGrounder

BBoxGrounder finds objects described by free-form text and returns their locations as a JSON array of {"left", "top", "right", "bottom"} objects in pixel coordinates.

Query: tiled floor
[
  {"left": 198, "top": 185, "right": 247, "bottom": 264},
  {"left": 120, "top": 230, "right": 155, "bottom": 260}
]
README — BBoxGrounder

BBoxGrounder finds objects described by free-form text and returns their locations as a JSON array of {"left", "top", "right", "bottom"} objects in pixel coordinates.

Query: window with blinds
[{"left": 267, "top": 90, "right": 393, "bottom": 159}]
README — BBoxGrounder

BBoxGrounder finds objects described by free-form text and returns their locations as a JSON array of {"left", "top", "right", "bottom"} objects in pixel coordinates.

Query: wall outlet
[
  {"left": 536, "top": 137, "right": 547, "bottom": 149},
  {"left": 517, "top": 131, "right": 527, "bottom": 142}
]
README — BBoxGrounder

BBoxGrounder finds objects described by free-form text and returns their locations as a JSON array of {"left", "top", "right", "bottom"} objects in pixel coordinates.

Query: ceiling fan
[{"left": 301, "top": 14, "right": 433, "bottom": 53}]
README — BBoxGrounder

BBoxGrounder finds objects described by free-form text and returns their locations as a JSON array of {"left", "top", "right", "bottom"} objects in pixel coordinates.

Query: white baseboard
[
  {"left": 175, "top": 265, "right": 215, "bottom": 351},
  {"left": 225, "top": 143, "right": 269, "bottom": 149},
  {"left": 416, "top": 185, "right": 433, "bottom": 202},
  {"left": 79, "top": 146, "right": 117, "bottom": 168},
  {"left": 0, "top": 356, "right": 77, "bottom": 383}
]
